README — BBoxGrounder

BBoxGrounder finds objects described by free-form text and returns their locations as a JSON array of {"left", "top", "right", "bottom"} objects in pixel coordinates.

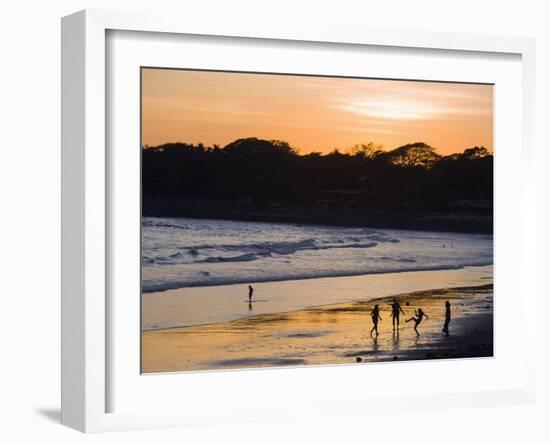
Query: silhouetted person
[
  {"left": 406, "top": 308, "right": 429, "bottom": 336},
  {"left": 370, "top": 304, "right": 382, "bottom": 336},
  {"left": 389, "top": 297, "right": 405, "bottom": 330},
  {"left": 248, "top": 285, "right": 254, "bottom": 302},
  {"left": 442, "top": 301, "right": 451, "bottom": 335}
]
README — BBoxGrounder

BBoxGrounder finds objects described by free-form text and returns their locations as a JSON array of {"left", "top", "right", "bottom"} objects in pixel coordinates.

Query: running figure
[
  {"left": 406, "top": 308, "right": 429, "bottom": 336},
  {"left": 389, "top": 297, "right": 405, "bottom": 330},
  {"left": 442, "top": 301, "right": 451, "bottom": 335},
  {"left": 370, "top": 304, "right": 383, "bottom": 336},
  {"left": 248, "top": 285, "right": 254, "bottom": 302}
]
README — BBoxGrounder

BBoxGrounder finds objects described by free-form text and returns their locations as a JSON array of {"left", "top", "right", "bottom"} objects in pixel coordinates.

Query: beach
[
  {"left": 142, "top": 265, "right": 492, "bottom": 330},
  {"left": 141, "top": 217, "right": 493, "bottom": 373},
  {"left": 142, "top": 283, "right": 493, "bottom": 374}
]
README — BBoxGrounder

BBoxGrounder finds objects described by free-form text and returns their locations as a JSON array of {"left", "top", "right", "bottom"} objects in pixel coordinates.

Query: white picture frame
[{"left": 61, "top": 9, "right": 538, "bottom": 433}]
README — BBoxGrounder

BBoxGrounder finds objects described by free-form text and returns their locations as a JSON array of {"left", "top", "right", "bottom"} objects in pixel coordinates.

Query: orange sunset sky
[{"left": 142, "top": 68, "right": 493, "bottom": 156}]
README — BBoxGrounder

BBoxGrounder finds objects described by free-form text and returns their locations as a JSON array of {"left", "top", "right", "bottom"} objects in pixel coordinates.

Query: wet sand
[
  {"left": 142, "top": 265, "right": 493, "bottom": 330},
  {"left": 141, "top": 284, "right": 493, "bottom": 374}
]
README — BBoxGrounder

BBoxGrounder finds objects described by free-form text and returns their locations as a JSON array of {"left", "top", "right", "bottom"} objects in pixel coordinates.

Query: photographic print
[{"left": 140, "top": 68, "right": 493, "bottom": 374}]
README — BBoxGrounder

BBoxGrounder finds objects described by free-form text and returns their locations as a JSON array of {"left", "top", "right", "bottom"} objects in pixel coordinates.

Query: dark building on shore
[
  {"left": 317, "top": 189, "right": 375, "bottom": 210},
  {"left": 448, "top": 199, "right": 493, "bottom": 219}
]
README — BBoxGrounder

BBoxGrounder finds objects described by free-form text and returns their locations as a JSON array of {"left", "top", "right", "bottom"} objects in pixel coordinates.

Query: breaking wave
[{"left": 141, "top": 217, "right": 493, "bottom": 293}]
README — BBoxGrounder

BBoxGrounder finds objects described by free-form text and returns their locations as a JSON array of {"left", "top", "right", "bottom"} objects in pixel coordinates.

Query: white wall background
[{"left": 0, "top": 1, "right": 548, "bottom": 440}]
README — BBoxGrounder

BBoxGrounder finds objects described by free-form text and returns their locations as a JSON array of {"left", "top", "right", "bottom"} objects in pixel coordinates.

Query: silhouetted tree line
[{"left": 142, "top": 138, "right": 492, "bottom": 211}]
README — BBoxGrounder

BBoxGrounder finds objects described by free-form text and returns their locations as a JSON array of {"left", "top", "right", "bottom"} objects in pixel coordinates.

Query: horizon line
[{"left": 141, "top": 138, "right": 492, "bottom": 156}]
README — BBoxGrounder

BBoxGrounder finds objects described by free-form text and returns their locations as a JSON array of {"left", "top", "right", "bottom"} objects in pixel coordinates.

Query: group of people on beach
[
  {"left": 247, "top": 284, "right": 452, "bottom": 338},
  {"left": 370, "top": 298, "right": 451, "bottom": 337}
]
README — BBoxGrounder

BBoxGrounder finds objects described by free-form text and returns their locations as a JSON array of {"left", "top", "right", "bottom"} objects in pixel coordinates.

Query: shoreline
[
  {"left": 142, "top": 262, "right": 492, "bottom": 294},
  {"left": 142, "top": 284, "right": 493, "bottom": 373},
  {"left": 147, "top": 282, "right": 493, "bottom": 333},
  {"left": 142, "top": 265, "right": 493, "bottom": 330}
]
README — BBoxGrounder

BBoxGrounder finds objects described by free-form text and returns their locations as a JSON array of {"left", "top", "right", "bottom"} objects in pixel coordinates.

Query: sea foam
[{"left": 142, "top": 217, "right": 493, "bottom": 293}]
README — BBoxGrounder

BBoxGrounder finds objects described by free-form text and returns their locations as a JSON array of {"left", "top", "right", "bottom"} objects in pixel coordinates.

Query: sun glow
[
  {"left": 142, "top": 69, "right": 494, "bottom": 155},
  {"left": 339, "top": 99, "right": 439, "bottom": 121}
]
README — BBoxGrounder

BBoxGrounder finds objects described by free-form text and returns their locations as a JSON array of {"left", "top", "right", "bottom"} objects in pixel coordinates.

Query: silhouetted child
[
  {"left": 389, "top": 297, "right": 405, "bottom": 330},
  {"left": 442, "top": 301, "right": 451, "bottom": 335},
  {"left": 370, "top": 304, "right": 382, "bottom": 336},
  {"left": 406, "top": 308, "right": 429, "bottom": 336},
  {"left": 248, "top": 285, "right": 254, "bottom": 302}
]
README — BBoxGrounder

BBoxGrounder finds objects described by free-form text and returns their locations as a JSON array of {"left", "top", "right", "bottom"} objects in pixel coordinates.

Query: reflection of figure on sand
[
  {"left": 406, "top": 308, "right": 429, "bottom": 336},
  {"left": 392, "top": 327, "right": 400, "bottom": 340},
  {"left": 371, "top": 334, "right": 380, "bottom": 352},
  {"left": 392, "top": 327, "right": 400, "bottom": 351},
  {"left": 389, "top": 297, "right": 405, "bottom": 329},
  {"left": 370, "top": 304, "right": 382, "bottom": 336},
  {"left": 248, "top": 300, "right": 253, "bottom": 311},
  {"left": 442, "top": 301, "right": 451, "bottom": 335},
  {"left": 248, "top": 285, "right": 254, "bottom": 302}
]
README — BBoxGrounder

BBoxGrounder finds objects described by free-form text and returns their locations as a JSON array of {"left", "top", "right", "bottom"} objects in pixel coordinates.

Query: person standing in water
[
  {"left": 370, "top": 304, "right": 382, "bottom": 336},
  {"left": 406, "top": 308, "right": 429, "bottom": 336},
  {"left": 442, "top": 301, "right": 451, "bottom": 335},
  {"left": 248, "top": 285, "right": 254, "bottom": 302},
  {"left": 389, "top": 297, "right": 405, "bottom": 330}
]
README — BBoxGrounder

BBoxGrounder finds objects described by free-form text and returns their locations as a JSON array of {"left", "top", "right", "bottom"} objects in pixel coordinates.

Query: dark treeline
[{"left": 142, "top": 137, "right": 492, "bottom": 213}]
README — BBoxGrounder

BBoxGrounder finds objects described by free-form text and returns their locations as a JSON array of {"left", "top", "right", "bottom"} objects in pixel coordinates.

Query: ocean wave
[
  {"left": 141, "top": 263, "right": 493, "bottom": 293},
  {"left": 142, "top": 220, "right": 189, "bottom": 230},
  {"left": 144, "top": 238, "right": 380, "bottom": 266},
  {"left": 141, "top": 217, "right": 492, "bottom": 295},
  {"left": 199, "top": 251, "right": 272, "bottom": 263}
]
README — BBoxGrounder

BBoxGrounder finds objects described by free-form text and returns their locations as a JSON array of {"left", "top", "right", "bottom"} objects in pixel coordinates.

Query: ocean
[{"left": 142, "top": 217, "right": 492, "bottom": 292}]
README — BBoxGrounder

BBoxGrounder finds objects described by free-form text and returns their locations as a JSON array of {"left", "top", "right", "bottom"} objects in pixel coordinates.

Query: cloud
[
  {"left": 336, "top": 91, "right": 492, "bottom": 122},
  {"left": 338, "top": 99, "right": 441, "bottom": 121}
]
